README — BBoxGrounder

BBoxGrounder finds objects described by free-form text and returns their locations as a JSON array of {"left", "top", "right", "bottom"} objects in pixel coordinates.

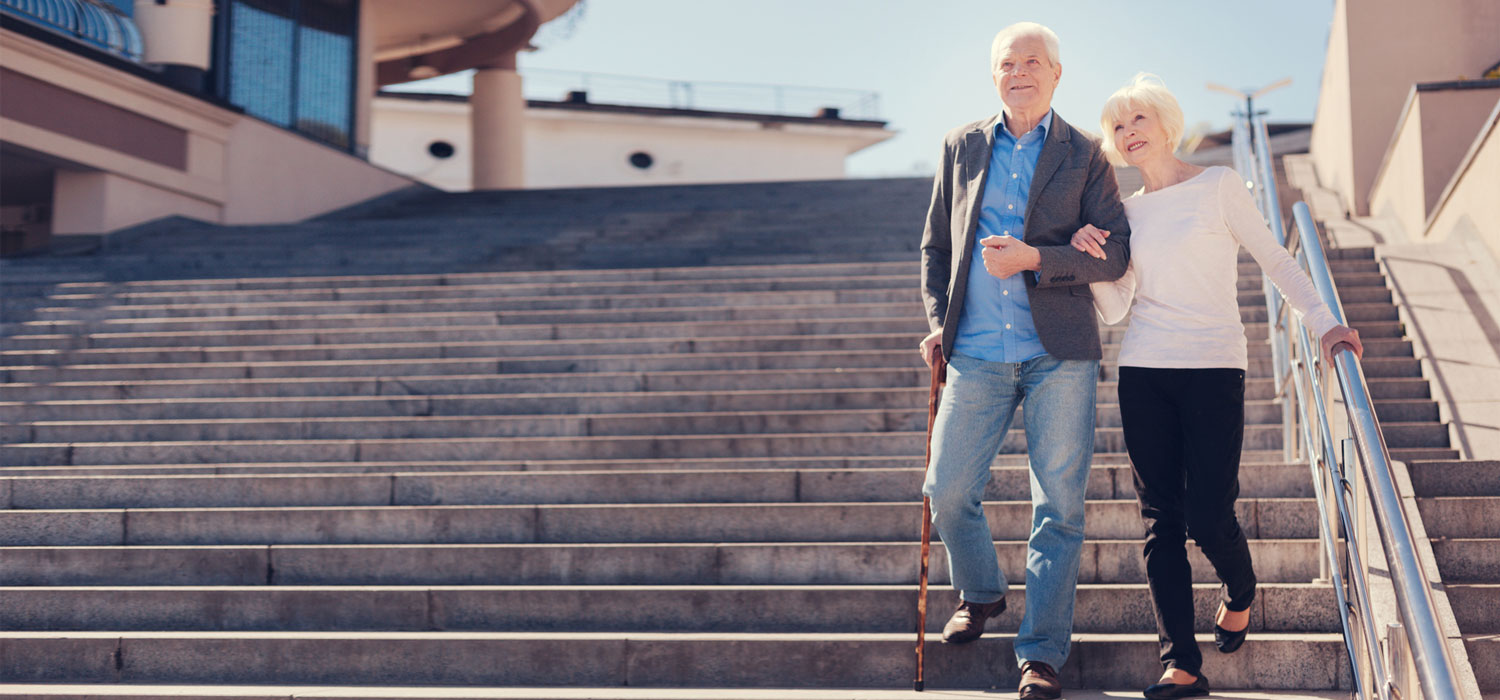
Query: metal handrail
[{"left": 1232, "top": 112, "right": 1464, "bottom": 700}]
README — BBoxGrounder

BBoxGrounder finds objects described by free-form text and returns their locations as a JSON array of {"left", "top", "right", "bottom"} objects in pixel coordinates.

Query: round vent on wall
[
  {"left": 629, "top": 152, "right": 654, "bottom": 169},
  {"left": 428, "top": 141, "right": 456, "bottom": 159}
]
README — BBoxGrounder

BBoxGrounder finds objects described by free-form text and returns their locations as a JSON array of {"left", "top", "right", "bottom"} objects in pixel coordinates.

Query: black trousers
[{"left": 1118, "top": 366, "right": 1257, "bottom": 675}]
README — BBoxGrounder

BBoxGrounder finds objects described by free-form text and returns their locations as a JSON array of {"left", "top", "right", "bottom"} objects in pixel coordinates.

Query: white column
[
  {"left": 470, "top": 58, "right": 526, "bottom": 190},
  {"left": 133, "top": 0, "right": 216, "bottom": 68}
]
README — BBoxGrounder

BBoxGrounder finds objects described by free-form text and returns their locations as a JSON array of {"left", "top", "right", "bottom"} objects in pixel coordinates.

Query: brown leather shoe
[
  {"left": 940, "top": 597, "right": 1006, "bottom": 644},
  {"left": 1018, "top": 660, "right": 1061, "bottom": 699}
]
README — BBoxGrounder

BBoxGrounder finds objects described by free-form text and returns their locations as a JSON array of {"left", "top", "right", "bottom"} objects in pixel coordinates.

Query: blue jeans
[{"left": 922, "top": 351, "right": 1099, "bottom": 670}]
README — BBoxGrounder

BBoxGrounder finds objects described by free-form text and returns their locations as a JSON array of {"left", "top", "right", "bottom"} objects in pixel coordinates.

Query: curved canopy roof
[
  {"left": 372, "top": 0, "right": 578, "bottom": 85},
  {"left": 0, "top": 0, "right": 144, "bottom": 60}
]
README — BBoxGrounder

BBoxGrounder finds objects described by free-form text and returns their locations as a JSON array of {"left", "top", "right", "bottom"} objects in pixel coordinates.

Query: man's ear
[{"left": 1054, "top": 62, "right": 1062, "bottom": 85}]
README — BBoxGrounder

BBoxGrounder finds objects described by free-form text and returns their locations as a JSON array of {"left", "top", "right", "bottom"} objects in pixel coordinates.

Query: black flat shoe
[
  {"left": 1214, "top": 621, "right": 1248, "bottom": 653},
  {"left": 1143, "top": 673, "right": 1210, "bottom": 699}
]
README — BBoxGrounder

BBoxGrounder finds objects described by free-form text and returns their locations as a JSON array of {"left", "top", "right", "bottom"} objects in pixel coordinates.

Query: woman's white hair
[
  {"left": 1099, "top": 73, "right": 1185, "bottom": 166},
  {"left": 990, "top": 22, "right": 1060, "bottom": 74}
]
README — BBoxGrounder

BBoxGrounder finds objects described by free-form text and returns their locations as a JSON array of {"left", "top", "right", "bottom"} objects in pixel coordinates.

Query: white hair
[
  {"left": 1099, "top": 73, "right": 1186, "bottom": 166},
  {"left": 990, "top": 22, "right": 1061, "bottom": 74}
]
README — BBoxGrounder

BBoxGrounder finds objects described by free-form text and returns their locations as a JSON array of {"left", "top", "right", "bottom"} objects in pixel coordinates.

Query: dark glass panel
[
  {"left": 293, "top": 0, "right": 354, "bottom": 148},
  {"left": 228, "top": 0, "right": 295, "bottom": 127}
]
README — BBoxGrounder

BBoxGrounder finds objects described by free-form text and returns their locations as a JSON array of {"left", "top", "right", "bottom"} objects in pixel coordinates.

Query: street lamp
[{"left": 1206, "top": 77, "right": 1292, "bottom": 118}]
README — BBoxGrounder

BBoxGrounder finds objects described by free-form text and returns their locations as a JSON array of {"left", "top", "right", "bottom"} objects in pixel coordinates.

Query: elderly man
[{"left": 918, "top": 21, "right": 1130, "bottom": 699}]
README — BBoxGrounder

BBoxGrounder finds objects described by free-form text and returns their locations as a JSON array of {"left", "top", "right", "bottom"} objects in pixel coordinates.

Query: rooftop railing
[{"left": 518, "top": 68, "right": 881, "bottom": 120}]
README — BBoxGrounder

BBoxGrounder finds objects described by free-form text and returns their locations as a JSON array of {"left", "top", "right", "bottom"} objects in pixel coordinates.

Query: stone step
[
  {"left": 28, "top": 286, "right": 1389, "bottom": 323},
  {"left": 1408, "top": 460, "right": 1500, "bottom": 497},
  {"left": 0, "top": 407, "right": 1446, "bottom": 450},
  {"left": 0, "top": 450, "right": 1297, "bottom": 477},
  {"left": 0, "top": 539, "right": 1323, "bottom": 586},
  {"left": 0, "top": 422, "right": 1294, "bottom": 464},
  {"left": 3, "top": 317, "right": 1408, "bottom": 352},
  {"left": 0, "top": 583, "right": 1335, "bottom": 634},
  {"left": 14, "top": 270, "right": 1384, "bottom": 315},
  {"left": 41, "top": 261, "right": 917, "bottom": 293},
  {"left": 0, "top": 497, "right": 1319, "bottom": 546},
  {"left": 1414, "top": 497, "right": 1500, "bottom": 538},
  {"left": 0, "top": 300, "right": 1405, "bottom": 340},
  {"left": 0, "top": 630, "right": 1351, "bottom": 689},
  {"left": 0, "top": 686, "right": 1360, "bottom": 700},
  {"left": 5, "top": 301, "right": 952, "bottom": 336},
  {"left": 1428, "top": 539, "right": 1500, "bottom": 582},
  {"left": 0, "top": 419, "right": 1446, "bottom": 467},
  {"left": 0, "top": 398, "right": 1361, "bottom": 444},
  {"left": 0, "top": 384, "right": 1439, "bottom": 424},
  {"left": 20, "top": 331, "right": 1414, "bottom": 369},
  {"left": 0, "top": 463, "right": 1317, "bottom": 509},
  {"left": 28, "top": 272, "right": 909, "bottom": 305},
  {"left": 0, "top": 352, "right": 1425, "bottom": 388},
  {"left": 0, "top": 352, "right": 1428, "bottom": 390},
  {"left": 1447, "top": 583, "right": 1500, "bottom": 631},
  {"left": 1466, "top": 635, "right": 1500, "bottom": 692},
  {"left": 0, "top": 371, "right": 1435, "bottom": 404}
]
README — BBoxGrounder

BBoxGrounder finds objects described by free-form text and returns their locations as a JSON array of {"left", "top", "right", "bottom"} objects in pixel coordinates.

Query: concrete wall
[
  {"left": 1366, "top": 95, "right": 1426, "bottom": 241},
  {"left": 1310, "top": 0, "right": 1500, "bottom": 215},
  {"left": 1309, "top": 0, "right": 1355, "bottom": 217},
  {"left": 370, "top": 96, "right": 894, "bottom": 191},
  {"left": 220, "top": 118, "right": 414, "bottom": 225},
  {"left": 1425, "top": 104, "right": 1500, "bottom": 261},
  {"left": 0, "top": 27, "right": 413, "bottom": 235},
  {"left": 1368, "top": 87, "right": 1500, "bottom": 241}
]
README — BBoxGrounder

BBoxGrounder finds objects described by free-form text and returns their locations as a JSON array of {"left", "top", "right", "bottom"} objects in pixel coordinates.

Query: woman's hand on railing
[{"left": 1320, "top": 324, "right": 1364, "bottom": 364}]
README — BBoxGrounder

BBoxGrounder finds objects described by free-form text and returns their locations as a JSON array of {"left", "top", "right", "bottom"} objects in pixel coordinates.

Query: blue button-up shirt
[{"left": 953, "top": 110, "right": 1052, "bottom": 363}]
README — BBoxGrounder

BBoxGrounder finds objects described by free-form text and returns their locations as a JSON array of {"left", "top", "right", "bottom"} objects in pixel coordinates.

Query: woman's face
[{"left": 1111, "top": 105, "right": 1167, "bottom": 167}]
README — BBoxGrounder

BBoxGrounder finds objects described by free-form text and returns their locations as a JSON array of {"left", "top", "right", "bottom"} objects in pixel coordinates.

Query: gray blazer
[{"left": 920, "top": 111, "right": 1131, "bottom": 362}]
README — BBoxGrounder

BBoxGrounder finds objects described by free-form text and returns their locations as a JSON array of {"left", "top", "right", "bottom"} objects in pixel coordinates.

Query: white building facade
[{"left": 370, "top": 91, "right": 895, "bottom": 191}]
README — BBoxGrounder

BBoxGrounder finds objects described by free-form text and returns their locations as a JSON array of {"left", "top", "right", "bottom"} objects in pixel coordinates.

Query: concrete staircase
[
  {"left": 0, "top": 179, "right": 1454, "bottom": 696},
  {"left": 1409, "top": 460, "right": 1500, "bottom": 695}
]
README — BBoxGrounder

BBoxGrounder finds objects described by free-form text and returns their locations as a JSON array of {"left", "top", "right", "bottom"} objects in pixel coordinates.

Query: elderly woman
[{"left": 1072, "top": 74, "right": 1363, "bottom": 699}]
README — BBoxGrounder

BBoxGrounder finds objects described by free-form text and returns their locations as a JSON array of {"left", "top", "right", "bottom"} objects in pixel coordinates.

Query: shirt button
[
  {"left": 1003, "top": 231, "right": 1009, "bottom": 235},
  {"left": 1007, "top": 204, "right": 1014, "bottom": 210},
  {"left": 1003, "top": 290, "right": 1009, "bottom": 296},
  {"left": 1012, "top": 173, "right": 1018, "bottom": 179},
  {"left": 1005, "top": 324, "right": 1012, "bottom": 329},
  {"left": 1015, "top": 145, "right": 1022, "bottom": 150}
]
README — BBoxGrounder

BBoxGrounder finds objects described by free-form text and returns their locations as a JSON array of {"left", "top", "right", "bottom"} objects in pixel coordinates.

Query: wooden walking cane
[{"left": 914, "top": 348, "right": 946, "bottom": 692}]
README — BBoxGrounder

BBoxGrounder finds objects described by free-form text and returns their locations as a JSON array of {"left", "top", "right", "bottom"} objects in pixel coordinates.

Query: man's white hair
[
  {"left": 1099, "top": 73, "right": 1186, "bottom": 166},
  {"left": 990, "top": 22, "right": 1061, "bottom": 74}
]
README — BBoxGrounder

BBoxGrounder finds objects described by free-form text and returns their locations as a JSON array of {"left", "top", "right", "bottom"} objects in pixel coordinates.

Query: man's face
[{"left": 991, "top": 35, "right": 1061, "bottom": 115}]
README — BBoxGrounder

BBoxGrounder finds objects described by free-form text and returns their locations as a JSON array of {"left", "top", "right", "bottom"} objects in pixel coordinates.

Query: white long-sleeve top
[{"left": 1090, "top": 165, "right": 1340, "bottom": 370}]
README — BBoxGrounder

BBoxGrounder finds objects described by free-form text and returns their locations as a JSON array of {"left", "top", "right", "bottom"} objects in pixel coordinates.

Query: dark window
[
  {"left": 220, "top": 0, "right": 357, "bottom": 150},
  {"left": 428, "top": 141, "right": 455, "bottom": 159},
  {"left": 629, "top": 152, "right": 653, "bottom": 169}
]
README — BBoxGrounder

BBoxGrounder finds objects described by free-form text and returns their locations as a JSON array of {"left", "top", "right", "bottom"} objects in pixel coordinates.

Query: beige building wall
[
  {"left": 220, "top": 118, "right": 414, "bottom": 225},
  {"left": 1310, "top": 0, "right": 1500, "bottom": 215},
  {"left": 1368, "top": 87, "right": 1500, "bottom": 241},
  {"left": 0, "top": 27, "right": 413, "bottom": 235},
  {"left": 370, "top": 96, "right": 894, "bottom": 191},
  {"left": 1309, "top": 0, "right": 1355, "bottom": 216},
  {"left": 1425, "top": 104, "right": 1500, "bottom": 261}
]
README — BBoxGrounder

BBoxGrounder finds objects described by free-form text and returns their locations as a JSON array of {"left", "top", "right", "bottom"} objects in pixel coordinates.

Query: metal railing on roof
[
  {"left": 1, "top": 0, "right": 143, "bottom": 60},
  {"left": 1231, "top": 111, "right": 1464, "bottom": 700},
  {"left": 518, "top": 68, "right": 882, "bottom": 121}
]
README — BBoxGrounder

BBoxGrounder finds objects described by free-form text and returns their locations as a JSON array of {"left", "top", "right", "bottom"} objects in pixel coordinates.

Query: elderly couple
[{"left": 917, "top": 21, "right": 1362, "bottom": 699}]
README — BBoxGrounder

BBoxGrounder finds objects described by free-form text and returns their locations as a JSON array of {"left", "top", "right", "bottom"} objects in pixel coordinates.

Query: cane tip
[{"left": 914, "top": 680, "right": 924, "bottom": 692}]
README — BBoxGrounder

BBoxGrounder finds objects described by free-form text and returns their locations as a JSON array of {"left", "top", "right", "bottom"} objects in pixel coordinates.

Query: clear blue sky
[{"left": 401, "top": 0, "right": 1335, "bottom": 178}]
